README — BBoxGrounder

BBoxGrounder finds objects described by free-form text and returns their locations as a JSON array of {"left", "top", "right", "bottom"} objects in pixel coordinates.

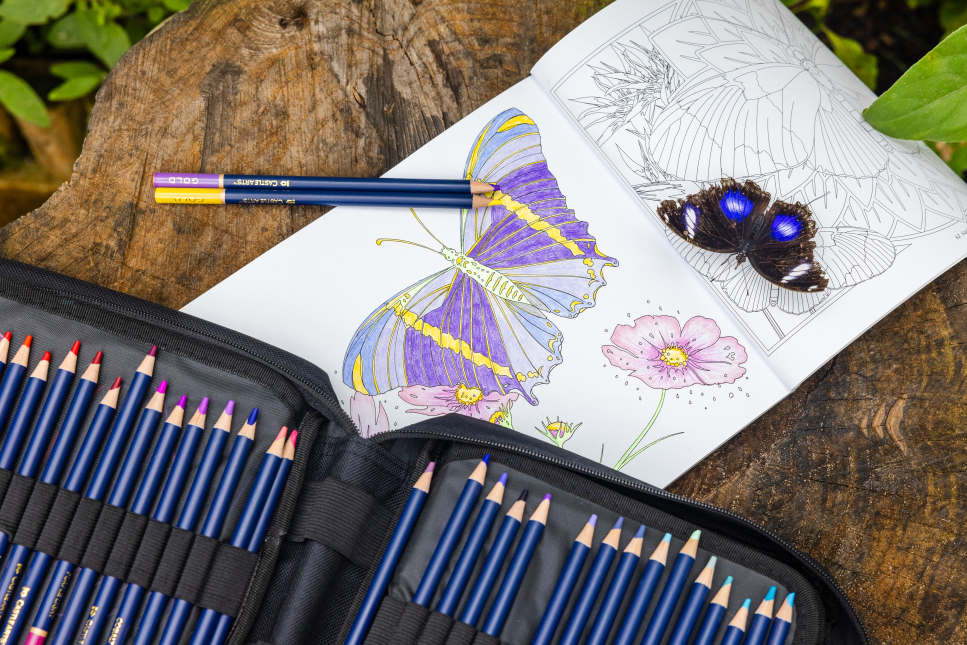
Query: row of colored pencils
[
  {"left": 345, "top": 459, "right": 797, "bottom": 645},
  {"left": 152, "top": 172, "right": 497, "bottom": 209},
  {"left": 0, "top": 334, "right": 295, "bottom": 645}
]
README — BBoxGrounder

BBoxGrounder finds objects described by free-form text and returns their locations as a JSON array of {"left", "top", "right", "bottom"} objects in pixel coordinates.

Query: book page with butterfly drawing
[
  {"left": 531, "top": 0, "right": 967, "bottom": 389},
  {"left": 182, "top": 78, "right": 790, "bottom": 488}
]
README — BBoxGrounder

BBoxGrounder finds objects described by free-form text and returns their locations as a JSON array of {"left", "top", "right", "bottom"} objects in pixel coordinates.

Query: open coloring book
[{"left": 183, "top": 0, "right": 967, "bottom": 487}]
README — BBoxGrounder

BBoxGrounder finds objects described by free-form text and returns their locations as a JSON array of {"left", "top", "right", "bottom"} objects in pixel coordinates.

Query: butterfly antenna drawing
[
  {"left": 375, "top": 208, "right": 450, "bottom": 254},
  {"left": 409, "top": 207, "right": 448, "bottom": 249}
]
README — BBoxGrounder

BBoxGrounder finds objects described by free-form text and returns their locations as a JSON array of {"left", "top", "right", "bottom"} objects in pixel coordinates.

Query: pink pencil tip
[
  {"left": 40, "top": 351, "right": 50, "bottom": 362},
  {"left": 157, "top": 381, "right": 167, "bottom": 394},
  {"left": 70, "top": 341, "right": 80, "bottom": 355},
  {"left": 198, "top": 397, "right": 209, "bottom": 414},
  {"left": 110, "top": 377, "right": 122, "bottom": 389},
  {"left": 275, "top": 427, "right": 288, "bottom": 442},
  {"left": 224, "top": 400, "right": 235, "bottom": 415},
  {"left": 288, "top": 430, "right": 298, "bottom": 446},
  {"left": 425, "top": 462, "right": 436, "bottom": 473},
  {"left": 2, "top": 332, "right": 9, "bottom": 341},
  {"left": 177, "top": 395, "right": 188, "bottom": 408},
  {"left": 92, "top": 351, "right": 102, "bottom": 365},
  {"left": 148, "top": 345, "right": 158, "bottom": 357}
]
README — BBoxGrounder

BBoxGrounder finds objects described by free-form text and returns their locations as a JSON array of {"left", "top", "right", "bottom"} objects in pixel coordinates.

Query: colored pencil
[
  {"left": 343, "top": 462, "right": 436, "bottom": 645},
  {"left": 110, "top": 400, "right": 228, "bottom": 645},
  {"left": 187, "top": 427, "right": 288, "bottom": 645},
  {"left": 667, "top": 556, "right": 717, "bottom": 645},
  {"left": 586, "top": 525, "right": 645, "bottom": 645},
  {"left": 0, "top": 337, "right": 31, "bottom": 431},
  {"left": 73, "top": 397, "right": 188, "bottom": 645},
  {"left": 558, "top": 517, "right": 623, "bottom": 645},
  {"left": 531, "top": 514, "right": 596, "bottom": 645},
  {"left": 638, "top": 530, "right": 701, "bottom": 645},
  {"left": 437, "top": 473, "right": 507, "bottom": 617},
  {"left": 459, "top": 490, "right": 527, "bottom": 628},
  {"left": 719, "top": 598, "right": 751, "bottom": 645},
  {"left": 414, "top": 456, "right": 489, "bottom": 606},
  {"left": 613, "top": 533, "right": 671, "bottom": 645},
  {"left": 48, "top": 384, "right": 168, "bottom": 645},
  {"left": 691, "top": 576, "right": 732, "bottom": 645},
  {"left": 482, "top": 494, "right": 551, "bottom": 637},
  {"left": 3, "top": 379, "right": 120, "bottom": 645},
  {"left": 764, "top": 593, "right": 794, "bottom": 645},
  {"left": 743, "top": 587, "right": 777, "bottom": 645},
  {"left": 0, "top": 332, "right": 11, "bottom": 383},
  {"left": 154, "top": 173, "right": 494, "bottom": 194},
  {"left": 207, "top": 430, "right": 298, "bottom": 645},
  {"left": 155, "top": 187, "right": 495, "bottom": 210},
  {"left": 136, "top": 405, "right": 252, "bottom": 645}
]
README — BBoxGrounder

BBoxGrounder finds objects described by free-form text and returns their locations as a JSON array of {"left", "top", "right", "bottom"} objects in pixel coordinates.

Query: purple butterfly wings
[{"left": 343, "top": 108, "right": 617, "bottom": 405}]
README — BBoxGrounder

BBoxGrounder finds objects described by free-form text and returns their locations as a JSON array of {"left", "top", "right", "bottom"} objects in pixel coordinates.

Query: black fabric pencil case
[{"left": 0, "top": 259, "right": 868, "bottom": 645}]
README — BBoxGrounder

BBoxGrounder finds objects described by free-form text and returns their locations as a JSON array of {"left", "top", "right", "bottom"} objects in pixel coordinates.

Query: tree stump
[{"left": 0, "top": 0, "right": 962, "bottom": 642}]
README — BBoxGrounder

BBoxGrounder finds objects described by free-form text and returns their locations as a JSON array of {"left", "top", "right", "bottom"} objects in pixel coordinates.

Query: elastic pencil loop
[
  {"left": 55, "top": 495, "right": 104, "bottom": 564},
  {"left": 173, "top": 534, "right": 221, "bottom": 604},
  {"left": 363, "top": 596, "right": 407, "bottom": 645},
  {"left": 11, "top": 480, "right": 59, "bottom": 549},
  {"left": 419, "top": 611, "right": 456, "bottom": 645},
  {"left": 34, "top": 487, "right": 82, "bottom": 557},
  {"left": 391, "top": 601, "right": 431, "bottom": 645},
  {"left": 194, "top": 542, "right": 260, "bottom": 617},
  {"left": 102, "top": 510, "right": 152, "bottom": 579},
  {"left": 149, "top": 526, "right": 196, "bottom": 596},
  {"left": 0, "top": 473, "right": 37, "bottom": 536},
  {"left": 79, "top": 503, "right": 127, "bottom": 571},
  {"left": 127, "top": 518, "right": 174, "bottom": 589},
  {"left": 0, "top": 468, "right": 14, "bottom": 509},
  {"left": 443, "top": 621, "right": 477, "bottom": 645}
]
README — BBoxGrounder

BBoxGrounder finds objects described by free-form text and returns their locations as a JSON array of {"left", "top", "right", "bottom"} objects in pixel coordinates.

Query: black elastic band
[
  {"left": 12, "top": 481, "right": 59, "bottom": 550},
  {"left": 56, "top": 496, "right": 102, "bottom": 565},
  {"left": 127, "top": 519, "right": 172, "bottom": 590},
  {"left": 174, "top": 535, "right": 220, "bottom": 605},
  {"left": 0, "top": 474, "right": 37, "bottom": 537},
  {"left": 364, "top": 596, "right": 406, "bottom": 645},
  {"left": 150, "top": 527, "right": 194, "bottom": 597},
  {"left": 288, "top": 478, "right": 391, "bottom": 568},
  {"left": 195, "top": 544, "right": 259, "bottom": 617},
  {"left": 79, "top": 503, "right": 126, "bottom": 571},
  {"left": 102, "top": 511, "right": 150, "bottom": 579},
  {"left": 0, "top": 469, "right": 13, "bottom": 508}
]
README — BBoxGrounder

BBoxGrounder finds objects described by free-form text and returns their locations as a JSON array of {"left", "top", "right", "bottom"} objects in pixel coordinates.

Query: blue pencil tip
[
  {"left": 498, "top": 473, "right": 508, "bottom": 485},
  {"left": 247, "top": 408, "right": 259, "bottom": 424},
  {"left": 765, "top": 586, "right": 776, "bottom": 601},
  {"left": 634, "top": 525, "right": 645, "bottom": 538},
  {"left": 662, "top": 533, "right": 672, "bottom": 542},
  {"left": 785, "top": 593, "right": 795, "bottom": 606},
  {"left": 724, "top": 576, "right": 733, "bottom": 586},
  {"left": 482, "top": 454, "right": 490, "bottom": 465},
  {"left": 742, "top": 599, "right": 752, "bottom": 609},
  {"left": 588, "top": 514, "right": 598, "bottom": 528},
  {"left": 613, "top": 517, "right": 624, "bottom": 530}
]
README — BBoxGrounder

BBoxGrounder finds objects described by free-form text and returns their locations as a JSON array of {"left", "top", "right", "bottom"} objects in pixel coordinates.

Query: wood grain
[{"left": 0, "top": 0, "right": 962, "bottom": 642}]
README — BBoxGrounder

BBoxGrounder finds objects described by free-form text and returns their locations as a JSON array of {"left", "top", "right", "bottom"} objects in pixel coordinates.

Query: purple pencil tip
[
  {"left": 588, "top": 514, "right": 598, "bottom": 528},
  {"left": 613, "top": 517, "right": 624, "bottom": 530},
  {"left": 482, "top": 454, "right": 490, "bottom": 465},
  {"left": 157, "top": 381, "right": 167, "bottom": 394},
  {"left": 635, "top": 525, "right": 646, "bottom": 538},
  {"left": 425, "top": 462, "right": 436, "bottom": 473},
  {"left": 543, "top": 493, "right": 552, "bottom": 501},
  {"left": 198, "top": 397, "right": 209, "bottom": 414},
  {"left": 148, "top": 345, "right": 158, "bottom": 357},
  {"left": 225, "top": 400, "right": 235, "bottom": 415},
  {"left": 498, "top": 473, "right": 508, "bottom": 486},
  {"left": 247, "top": 408, "right": 259, "bottom": 425},
  {"left": 177, "top": 395, "right": 187, "bottom": 408}
]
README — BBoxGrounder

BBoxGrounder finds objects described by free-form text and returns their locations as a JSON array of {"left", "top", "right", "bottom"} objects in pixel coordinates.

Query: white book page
[
  {"left": 531, "top": 0, "right": 967, "bottom": 389},
  {"left": 183, "top": 78, "right": 788, "bottom": 488}
]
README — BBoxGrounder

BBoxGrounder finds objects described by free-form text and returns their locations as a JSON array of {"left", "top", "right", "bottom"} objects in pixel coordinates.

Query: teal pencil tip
[
  {"left": 634, "top": 525, "right": 645, "bottom": 538},
  {"left": 785, "top": 593, "right": 795, "bottom": 606},
  {"left": 689, "top": 529, "right": 701, "bottom": 541},
  {"left": 662, "top": 533, "right": 672, "bottom": 542},
  {"left": 765, "top": 586, "right": 776, "bottom": 601},
  {"left": 724, "top": 576, "right": 733, "bottom": 586},
  {"left": 742, "top": 598, "right": 752, "bottom": 609}
]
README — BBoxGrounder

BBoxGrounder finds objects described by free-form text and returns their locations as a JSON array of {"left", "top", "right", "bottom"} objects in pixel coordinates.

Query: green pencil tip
[
  {"left": 706, "top": 556, "right": 717, "bottom": 569},
  {"left": 689, "top": 529, "right": 701, "bottom": 541}
]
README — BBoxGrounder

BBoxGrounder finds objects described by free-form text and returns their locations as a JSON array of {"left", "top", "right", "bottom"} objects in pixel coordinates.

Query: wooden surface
[{"left": 0, "top": 0, "right": 960, "bottom": 642}]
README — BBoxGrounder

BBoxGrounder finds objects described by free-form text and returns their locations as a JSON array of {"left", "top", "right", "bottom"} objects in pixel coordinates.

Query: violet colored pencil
[
  {"left": 155, "top": 187, "right": 496, "bottom": 209},
  {"left": 154, "top": 173, "right": 494, "bottom": 194}
]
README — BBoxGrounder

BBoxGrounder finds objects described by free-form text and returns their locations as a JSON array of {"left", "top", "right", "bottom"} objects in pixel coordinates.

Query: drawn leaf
[
  {"left": 822, "top": 28, "right": 878, "bottom": 90},
  {"left": 864, "top": 24, "right": 967, "bottom": 141},
  {"left": 0, "top": 71, "right": 50, "bottom": 127}
]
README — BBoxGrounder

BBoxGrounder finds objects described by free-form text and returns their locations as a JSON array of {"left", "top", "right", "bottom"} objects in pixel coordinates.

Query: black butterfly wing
[
  {"left": 657, "top": 178, "right": 772, "bottom": 253},
  {"left": 747, "top": 200, "right": 829, "bottom": 293}
]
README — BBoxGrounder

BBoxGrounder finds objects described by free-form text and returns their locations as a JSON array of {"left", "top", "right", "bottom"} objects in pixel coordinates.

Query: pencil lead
[
  {"left": 224, "top": 400, "right": 235, "bottom": 415},
  {"left": 588, "top": 513, "right": 598, "bottom": 528},
  {"left": 176, "top": 395, "right": 187, "bottom": 409},
  {"left": 425, "top": 462, "right": 435, "bottom": 473},
  {"left": 247, "top": 408, "right": 259, "bottom": 425},
  {"left": 198, "top": 397, "right": 209, "bottom": 415},
  {"left": 70, "top": 341, "right": 80, "bottom": 355},
  {"left": 482, "top": 454, "right": 490, "bottom": 465},
  {"left": 22, "top": 335, "right": 31, "bottom": 348},
  {"left": 634, "top": 525, "right": 645, "bottom": 538},
  {"left": 785, "top": 593, "right": 795, "bottom": 606},
  {"left": 724, "top": 576, "right": 733, "bottom": 586},
  {"left": 274, "top": 427, "right": 287, "bottom": 443},
  {"left": 92, "top": 351, "right": 102, "bottom": 365},
  {"left": 156, "top": 380, "right": 167, "bottom": 394},
  {"left": 706, "top": 556, "right": 717, "bottom": 570},
  {"left": 517, "top": 489, "right": 528, "bottom": 502},
  {"left": 612, "top": 516, "right": 624, "bottom": 530},
  {"left": 662, "top": 533, "right": 671, "bottom": 542},
  {"left": 148, "top": 345, "right": 158, "bottom": 357},
  {"left": 690, "top": 529, "right": 701, "bottom": 541},
  {"left": 40, "top": 351, "right": 50, "bottom": 362},
  {"left": 543, "top": 493, "right": 552, "bottom": 501},
  {"left": 110, "top": 377, "right": 122, "bottom": 389},
  {"left": 741, "top": 599, "right": 751, "bottom": 609},
  {"left": 2, "top": 332, "right": 9, "bottom": 341},
  {"left": 764, "top": 586, "right": 776, "bottom": 601},
  {"left": 497, "top": 472, "right": 508, "bottom": 486}
]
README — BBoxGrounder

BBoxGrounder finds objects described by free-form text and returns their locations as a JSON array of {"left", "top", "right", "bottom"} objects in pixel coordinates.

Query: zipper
[{"left": 375, "top": 428, "right": 871, "bottom": 645}]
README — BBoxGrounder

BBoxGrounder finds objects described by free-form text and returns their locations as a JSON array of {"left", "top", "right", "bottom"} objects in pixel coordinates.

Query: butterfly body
[{"left": 440, "top": 247, "right": 531, "bottom": 305}]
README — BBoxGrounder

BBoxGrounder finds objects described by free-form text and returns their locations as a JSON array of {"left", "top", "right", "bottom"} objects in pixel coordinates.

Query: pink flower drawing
[
  {"left": 400, "top": 384, "right": 519, "bottom": 422},
  {"left": 350, "top": 392, "right": 390, "bottom": 439},
  {"left": 603, "top": 315, "right": 747, "bottom": 390}
]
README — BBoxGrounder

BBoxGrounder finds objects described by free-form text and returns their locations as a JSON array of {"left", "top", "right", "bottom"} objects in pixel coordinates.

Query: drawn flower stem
[{"left": 615, "top": 390, "right": 665, "bottom": 470}]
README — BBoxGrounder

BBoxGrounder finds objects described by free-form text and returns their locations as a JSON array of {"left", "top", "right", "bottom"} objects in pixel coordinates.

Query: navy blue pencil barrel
[
  {"left": 586, "top": 525, "right": 645, "bottom": 645},
  {"left": 481, "top": 494, "right": 551, "bottom": 638},
  {"left": 744, "top": 587, "right": 778, "bottom": 645},
  {"left": 0, "top": 337, "right": 32, "bottom": 432},
  {"left": 343, "top": 462, "right": 435, "bottom": 645},
  {"left": 437, "top": 473, "right": 507, "bottom": 616},
  {"left": 612, "top": 533, "right": 671, "bottom": 645},
  {"left": 0, "top": 351, "right": 50, "bottom": 470},
  {"left": 691, "top": 577, "right": 732, "bottom": 645},
  {"left": 414, "top": 456, "right": 489, "bottom": 606},
  {"left": 667, "top": 557, "right": 717, "bottom": 645},
  {"left": 558, "top": 517, "right": 623, "bottom": 645},
  {"left": 719, "top": 598, "right": 752, "bottom": 645},
  {"left": 156, "top": 187, "right": 489, "bottom": 209},
  {"left": 155, "top": 173, "right": 493, "bottom": 193},
  {"left": 530, "top": 515, "right": 596, "bottom": 645},
  {"left": 639, "top": 530, "right": 702, "bottom": 645},
  {"left": 765, "top": 593, "right": 795, "bottom": 645}
]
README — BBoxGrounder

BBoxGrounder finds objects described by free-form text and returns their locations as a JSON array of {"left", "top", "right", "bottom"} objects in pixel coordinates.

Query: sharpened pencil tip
[
  {"left": 543, "top": 493, "right": 552, "bottom": 502},
  {"left": 225, "top": 400, "right": 235, "bottom": 415},
  {"left": 612, "top": 516, "right": 624, "bottom": 530},
  {"left": 518, "top": 490, "right": 528, "bottom": 502},
  {"left": 274, "top": 427, "right": 287, "bottom": 442},
  {"left": 110, "top": 377, "right": 122, "bottom": 389},
  {"left": 92, "top": 351, "right": 102, "bottom": 365},
  {"left": 177, "top": 395, "right": 187, "bottom": 408},
  {"left": 662, "top": 533, "right": 672, "bottom": 542},
  {"left": 247, "top": 408, "right": 259, "bottom": 424},
  {"left": 706, "top": 556, "right": 717, "bottom": 569},
  {"left": 70, "top": 341, "right": 80, "bottom": 355},
  {"left": 742, "top": 599, "right": 751, "bottom": 609},
  {"left": 588, "top": 514, "right": 597, "bottom": 528},
  {"left": 41, "top": 351, "right": 50, "bottom": 362},
  {"left": 157, "top": 381, "right": 167, "bottom": 394},
  {"left": 482, "top": 454, "right": 490, "bottom": 465},
  {"left": 689, "top": 529, "right": 701, "bottom": 541},
  {"left": 425, "top": 462, "right": 435, "bottom": 473},
  {"left": 498, "top": 473, "right": 507, "bottom": 486},
  {"left": 198, "top": 397, "right": 209, "bottom": 415},
  {"left": 148, "top": 345, "right": 158, "bottom": 357},
  {"left": 765, "top": 586, "right": 776, "bottom": 601},
  {"left": 289, "top": 430, "right": 298, "bottom": 446},
  {"left": 22, "top": 336, "right": 31, "bottom": 348},
  {"left": 2, "top": 332, "right": 9, "bottom": 341},
  {"left": 634, "top": 525, "right": 645, "bottom": 538},
  {"left": 724, "top": 576, "right": 733, "bottom": 586},
  {"left": 785, "top": 593, "right": 795, "bottom": 606}
]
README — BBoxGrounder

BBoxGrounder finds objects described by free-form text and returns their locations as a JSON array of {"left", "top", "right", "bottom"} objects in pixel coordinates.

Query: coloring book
[{"left": 183, "top": 0, "right": 967, "bottom": 487}]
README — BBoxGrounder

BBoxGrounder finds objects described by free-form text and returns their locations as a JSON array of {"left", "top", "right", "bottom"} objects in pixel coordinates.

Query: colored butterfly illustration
[
  {"left": 658, "top": 178, "right": 895, "bottom": 314},
  {"left": 342, "top": 109, "right": 618, "bottom": 405}
]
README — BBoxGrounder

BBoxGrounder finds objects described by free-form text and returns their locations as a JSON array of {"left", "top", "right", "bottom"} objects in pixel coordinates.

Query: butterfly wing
[
  {"left": 812, "top": 227, "right": 896, "bottom": 289},
  {"left": 747, "top": 200, "right": 829, "bottom": 293}
]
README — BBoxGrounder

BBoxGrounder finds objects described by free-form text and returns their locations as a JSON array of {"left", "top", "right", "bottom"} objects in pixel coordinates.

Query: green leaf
[
  {"left": 0, "top": 0, "right": 70, "bottom": 26},
  {"left": 941, "top": 0, "right": 967, "bottom": 38},
  {"left": 0, "top": 19, "right": 26, "bottom": 47},
  {"left": 50, "top": 60, "right": 104, "bottom": 79},
  {"left": 0, "top": 47, "right": 13, "bottom": 64},
  {"left": 822, "top": 27, "right": 878, "bottom": 91},
  {"left": 162, "top": 0, "right": 191, "bottom": 11},
  {"left": 47, "top": 73, "right": 101, "bottom": 100},
  {"left": 865, "top": 24, "right": 967, "bottom": 141},
  {"left": 76, "top": 8, "right": 130, "bottom": 67},
  {"left": 0, "top": 70, "right": 49, "bottom": 127},
  {"left": 46, "top": 13, "right": 86, "bottom": 49}
]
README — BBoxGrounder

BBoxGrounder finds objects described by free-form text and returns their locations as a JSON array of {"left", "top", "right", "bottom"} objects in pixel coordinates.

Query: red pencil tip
[
  {"left": 2, "top": 332, "right": 10, "bottom": 341},
  {"left": 110, "top": 377, "right": 122, "bottom": 390},
  {"left": 41, "top": 351, "right": 50, "bottom": 362},
  {"left": 91, "top": 351, "right": 102, "bottom": 365},
  {"left": 148, "top": 345, "right": 158, "bottom": 357},
  {"left": 70, "top": 341, "right": 80, "bottom": 355},
  {"left": 22, "top": 336, "right": 32, "bottom": 348},
  {"left": 275, "top": 427, "right": 288, "bottom": 442}
]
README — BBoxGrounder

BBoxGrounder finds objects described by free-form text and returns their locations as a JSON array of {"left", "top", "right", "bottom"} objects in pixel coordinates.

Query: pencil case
[{"left": 0, "top": 259, "right": 868, "bottom": 645}]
